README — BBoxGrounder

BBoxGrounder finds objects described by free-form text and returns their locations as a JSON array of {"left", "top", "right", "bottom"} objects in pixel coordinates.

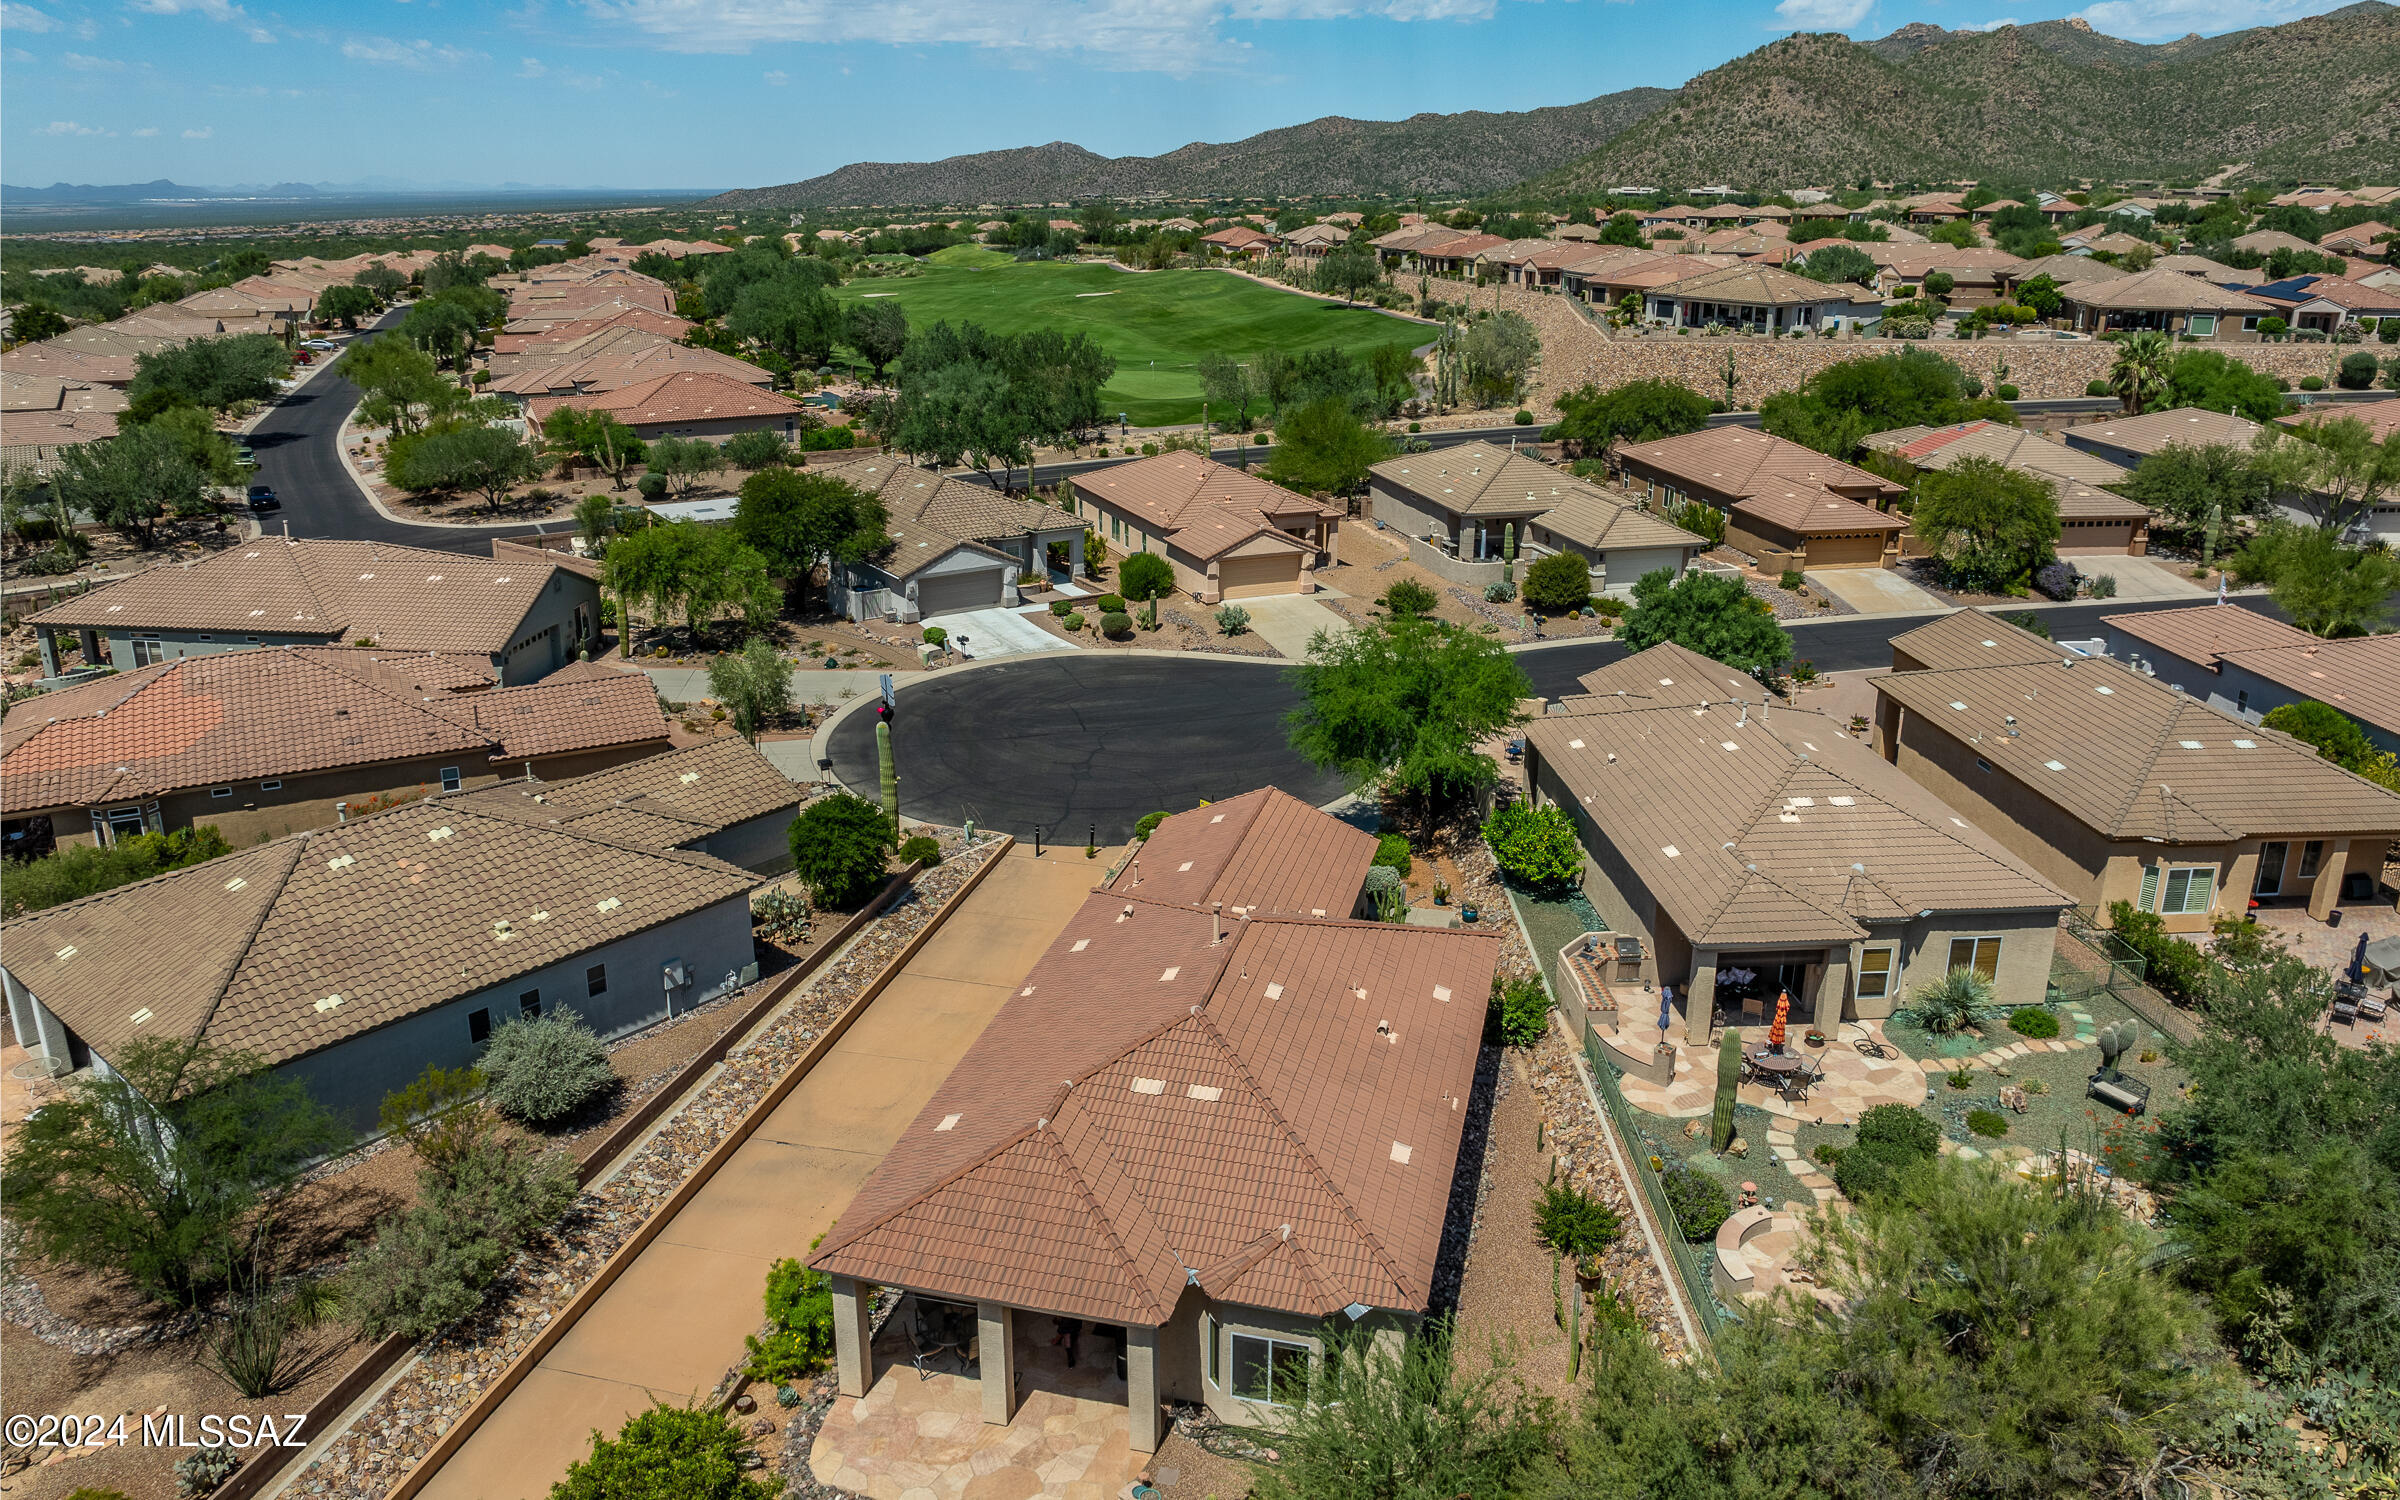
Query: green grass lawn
[{"left": 831, "top": 261, "right": 1429, "bottom": 426}]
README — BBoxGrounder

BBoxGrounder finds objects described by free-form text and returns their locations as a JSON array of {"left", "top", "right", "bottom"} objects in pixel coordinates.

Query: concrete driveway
[
  {"left": 1235, "top": 593, "right": 1353, "bottom": 658},
  {"left": 1805, "top": 568, "right": 1949, "bottom": 615},
  {"left": 2073, "top": 555, "right": 2213, "bottom": 601},
  {"left": 939, "top": 606, "right": 1078, "bottom": 659}
]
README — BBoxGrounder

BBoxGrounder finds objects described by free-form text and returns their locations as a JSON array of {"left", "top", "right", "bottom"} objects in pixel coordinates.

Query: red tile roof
[
  {"left": 525, "top": 370, "right": 806, "bottom": 429},
  {"left": 1073, "top": 452, "right": 1331, "bottom": 562}
]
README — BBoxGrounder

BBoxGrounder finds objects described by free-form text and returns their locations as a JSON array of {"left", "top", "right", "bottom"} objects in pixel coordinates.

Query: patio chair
[
  {"left": 2332, "top": 983, "right": 2363, "bottom": 1026},
  {"left": 1778, "top": 1058, "right": 1821, "bottom": 1103},
  {"left": 905, "top": 1311, "right": 940, "bottom": 1380}
]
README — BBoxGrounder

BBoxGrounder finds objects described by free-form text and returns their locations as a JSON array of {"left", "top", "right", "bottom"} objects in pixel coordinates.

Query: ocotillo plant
[
  {"left": 876, "top": 720, "right": 898, "bottom": 832},
  {"left": 1712, "top": 1029, "right": 1741, "bottom": 1152}
]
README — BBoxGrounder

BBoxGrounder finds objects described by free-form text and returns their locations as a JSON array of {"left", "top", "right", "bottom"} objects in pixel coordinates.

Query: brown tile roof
[
  {"left": 1106, "top": 786, "right": 1375, "bottom": 918},
  {"left": 2064, "top": 268, "right": 2273, "bottom": 313},
  {"left": 525, "top": 371, "right": 805, "bottom": 429},
  {"left": 2281, "top": 397, "right": 2400, "bottom": 443},
  {"left": 821, "top": 455, "right": 1077, "bottom": 551},
  {"left": 25, "top": 538, "right": 577, "bottom": 656},
  {"left": 2005, "top": 254, "right": 2133, "bottom": 286},
  {"left": 450, "top": 736, "right": 799, "bottom": 845},
  {"left": 0, "top": 800, "right": 755, "bottom": 1067},
  {"left": 487, "top": 336, "right": 771, "bottom": 398},
  {"left": 1862, "top": 421, "right": 2146, "bottom": 521},
  {"left": 2273, "top": 277, "right": 2400, "bottom": 315},
  {"left": 1371, "top": 442, "right": 1698, "bottom": 550},
  {"left": 1613, "top": 428, "right": 1905, "bottom": 536},
  {"left": 1528, "top": 648, "right": 2068, "bottom": 948},
  {"left": 2232, "top": 229, "right": 2320, "bottom": 256},
  {"left": 1074, "top": 452, "right": 1330, "bottom": 563},
  {"left": 2323, "top": 222, "right": 2396, "bottom": 254},
  {"left": 0, "top": 647, "right": 665, "bottom": 813},
  {"left": 1650, "top": 262, "right": 1852, "bottom": 306},
  {"left": 2150, "top": 254, "right": 2249, "bottom": 284},
  {"left": 0, "top": 371, "right": 127, "bottom": 418},
  {"left": 2065, "top": 407, "right": 2264, "bottom": 458},
  {"left": 491, "top": 536, "right": 604, "bottom": 581},
  {"left": 1557, "top": 640, "right": 1773, "bottom": 712},
  {"left": 814, "top": 900, "right": 1499, "bottom": 1325},
  {"left": 2100, "top": 603, "right": 2316, "bottom": 667},
  {"left": 489, "top": 308, "right": 693, "bottom": 354},
  {"left": 1886, "top": 610, "right": 2073, "bottom": 670},
  {"left": 1874, "top": 657, "right": 2400, "bottom": 843},
  {"left": 2217, "top": 634, "right": 2400, "bottom": 738}
]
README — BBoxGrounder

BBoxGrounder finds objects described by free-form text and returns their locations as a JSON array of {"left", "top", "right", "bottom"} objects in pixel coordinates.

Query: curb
[
  {"left": 334, "top": 409, "right": 554, "bottom": 534},
  {"left": 383, "top": 837, "right": 1017, "bottom": 1500}
]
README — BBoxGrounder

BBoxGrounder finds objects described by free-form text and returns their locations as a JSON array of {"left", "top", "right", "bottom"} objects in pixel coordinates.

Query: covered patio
[{"left": 812, "top": 1294, "right": 1147, "bottom": 1500}]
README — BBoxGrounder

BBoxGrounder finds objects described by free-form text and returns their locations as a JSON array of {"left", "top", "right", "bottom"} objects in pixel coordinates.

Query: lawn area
[{"left": 829, "top": 260, "right": 1430, "bottom": 426}]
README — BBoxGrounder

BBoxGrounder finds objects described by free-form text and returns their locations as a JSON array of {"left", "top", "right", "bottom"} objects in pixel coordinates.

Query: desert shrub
[
  {"left": 1657, "top": 1163, "right": 1731, "bottom": 1240},
  {"left": 1778, "top": 569, "right": 1805, "bottom": 591},
  {"left": 1535, "top": 1180, "right": 1621, "bottom": 1257},
  {"left": 1484, "top": 581, "right": 1516, "bottom": 603},
  {"left": 636, "top": 472, "right": 667, "bottom": 499},
  {"left": 553, "top": 1403, "right": 777, "bottom": 1500},
  {"left": 1115, "top": 550, "right": 1175, "bottom": 601},
  {"left": 1967, "top": 1108, "right": 2010, "bottom": 1139},
  {"left": 482, "top": 1007, "right": 616, "bottom": 1126},
  {"left": 2, "top": 824, "right": 234, "bottom": 918},
  {"left": 1514, "top": 408, "right": 1535, "bottom": 425},
  {"left": 176, "top": 1449, "right": 241, "bottom": 1499},
  {"left": 1100, "top": 610, "right": 1133, "bottom": 637},
  {"left": 1853, "top": 1104, "right": 1935, "bottom": 1159},
  {"left": 1833, "top": 1139, "right": 1921, "bottom": 1201},
  {"left": 919, "top": 625, "right": 946, "bottom": 649},
  {"left": 2007, "top": 1005, "right": 2061, "bottom": 1038},
  {"left": 1495, "top": 974, "right": 1551, "bottom": 1047},
  {"left": 2034, "top": 560, "right": 2080, "bottom": 600},
  {"left": 1048, "top": 598, "right": 1075, "bottom": 618},
  {"left": 789, "top": 791, "right": 896, "bottom": 908},
  {"left": 1382, "top": 578, "right": 1438, "bottom": 616},
  {"left": 1214, "top": 603, "right": 1250, "bottom": 634},
  {"left": 1092, "top": 593, "right": 1126, "bottom": 613},
  {"left": 339, "top": 1135, "right": 577, "bottom": 1340},
  {"left": 2298, "top": 375, "right": 2324, "bottom": 391},
  {"left": 1996, "top": 383, "right": 2020, "bottom": 400},
  {"left": 1134, "top": 810, "right": 1171, "bottom": 840},
  {"left": 742, "top": 1254, "right": 836, "bottom": 1382},
  {"left": 378, "top": 1062, "right": 492, "bottom": 1171},
  {"left": 2086, "top": 571, "right": 2117, "bottom": 599},
  {"left": 897, "top": 834, "right": 942, "bottom": 867},
  {"left": 2086, "top": 379, "right": 2111, "bottom": 397},
  {"left": 1373, "top": 832, "right": 1413, "bottom": 876},
  {"left": 1483, "top": 801, "right": 1581, "bottom": 887},
  {"left": 1836, "top": 1104, "right": 1941, "bottom": 1201},
  {"left": 1522, "top": 550, "right": 1591, "bottom": 614},
  {"left": 2106, "top": 900, "right": 2209, "bottom": 1002},
  {"left": 1909, "top": 967, "right": 1992, "bottom": 1035},
  {"left": 1063, "top": 610, "right": 1086, "bottom": 631}
]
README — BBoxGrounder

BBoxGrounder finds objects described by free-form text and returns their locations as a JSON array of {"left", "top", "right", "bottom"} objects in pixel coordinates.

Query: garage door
[
  {"left": 2057, "top": 521, "right": 2136, "bottom": 555},
  {"left": 1805, "top": 532, "right": 1887, "bottom": 569},
  {"left": 913, "top": 566, "right": 1002, "bottom": 618},
  {"left": 1218, "top": 553, "right": 1301, "bottom": 599}
]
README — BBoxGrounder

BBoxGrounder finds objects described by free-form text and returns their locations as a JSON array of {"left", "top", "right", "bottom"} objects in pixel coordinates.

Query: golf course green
[{"left": 830, "top": 258, "right": 1430, "bottom": 426}]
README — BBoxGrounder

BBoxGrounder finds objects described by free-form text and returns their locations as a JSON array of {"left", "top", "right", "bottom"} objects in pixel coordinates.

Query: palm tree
[{"left": 2107, "top": 330, "right": 2173, "bottom": 415}]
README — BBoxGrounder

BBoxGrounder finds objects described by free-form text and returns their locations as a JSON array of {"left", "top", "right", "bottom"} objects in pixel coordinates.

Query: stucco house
[
  {"left": 449, "top": 735, "right": 805, "bottom": 875},
  {"left": 1862, "top": 419, "right": 2152, "bottom": 555},
  {"left": 1642, "top": 263, "right": 1857, "bottom": 332},
  {"left": 25, "top": 538, "right": 603, "bottom": 686},
  {"left": 2094, "top": 603, "right": 2400, "bottom": 755},
  {"left": 817, "top": 457, "right": 1087, "bottom": 621},
  {"left": 1367, "top": 441, "right": 1699, "bottom": 596},
  {"left": 1065, "top": 452, "right": 1339, "bottom": 603},
  {"left": 2057, "top": 407, "right": 2263, "bottom": 473},
  {"left": 524, "top": 370, "right": 813, "bottom": 442},
  {"left": 1610, "top": 428, "right": 1907, "bottom": 571},
  {"left": 811, "top": 788, "right": 1500, "bottom": 1454},
  {"left": 2060, "top": 268, "right": 2277, "bottom": 340},
  {"left": 1522, "top": 642, "right": 2070, "bottom": 1047},
  {"left": 1, "top": 796, "right": 760, "bottom": 1129},
  {"left": 1873, "top": 611, "right": 2400, "bottom": 932}
]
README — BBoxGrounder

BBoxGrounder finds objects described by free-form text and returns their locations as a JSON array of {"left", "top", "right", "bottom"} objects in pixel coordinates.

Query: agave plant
[{"left": 1910, "top": 967, "right": 1994, "bottom": 1036}]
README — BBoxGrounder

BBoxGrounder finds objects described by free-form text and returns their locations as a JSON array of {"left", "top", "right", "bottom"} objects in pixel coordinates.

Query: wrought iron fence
[
  {"left": 1579, "top": 1027, "right": 1729, "bottom": 1343},
  {"left": 2061, "top": 909, "right": 2198, "bottom": 1043}
]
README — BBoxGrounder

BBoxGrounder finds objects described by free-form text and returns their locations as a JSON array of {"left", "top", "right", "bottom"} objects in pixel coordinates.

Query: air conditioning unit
[{"left": 661, "top": 959, "right": 688, "bottom": 990}]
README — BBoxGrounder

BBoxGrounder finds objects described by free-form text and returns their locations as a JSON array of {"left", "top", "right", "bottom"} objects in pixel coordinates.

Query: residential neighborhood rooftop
[{"left": 1074, "top": 451, "right": 1334, "bottom": 562}]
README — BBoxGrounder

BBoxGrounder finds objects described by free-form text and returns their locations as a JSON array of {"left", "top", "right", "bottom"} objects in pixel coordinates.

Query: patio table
[{"left": 1743, "top": 1045, "right": 1804, "bottom": 1075}]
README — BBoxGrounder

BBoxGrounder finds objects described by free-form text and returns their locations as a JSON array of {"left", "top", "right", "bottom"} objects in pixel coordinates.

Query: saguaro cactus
[
  {"left": 1712, "top": 1029, "right": 1742, "bottom": 1152},
  {"left": 876, "top": 720, "right": 898, "bottom": 832},
  {"left": 1503, "top": 523, "right": 1517, "bottom": 586}
]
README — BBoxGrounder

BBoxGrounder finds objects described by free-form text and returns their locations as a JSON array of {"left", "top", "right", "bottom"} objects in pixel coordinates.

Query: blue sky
[{"left": 0, "top": 0, "right": 2363, "bottom": 191}]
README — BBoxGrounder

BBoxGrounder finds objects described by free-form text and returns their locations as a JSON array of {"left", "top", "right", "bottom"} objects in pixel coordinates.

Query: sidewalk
[
  {"left": 412, "top": 845, "right": 1102, "bottom": 1500},
  {"left": 604, "top": 661, "right": 928, "bottom": 706}
]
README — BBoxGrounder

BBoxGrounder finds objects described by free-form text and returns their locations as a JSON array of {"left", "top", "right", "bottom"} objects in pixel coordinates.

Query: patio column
[
  {"left": 1813, "top": 952, "right": 1849, "bottom": 1034},
  {"left": 2307, "top": 840, "right": 2351, "bottom": 922},
  {"left": 1126, "top": 1323, "right": 1160, "bottom": 1453},
  {"left": 78, "top": 629, "right": 102, "bottom": 668},
  {"left": 830, "top": 1276, "right": 873, "bottom": 1398},
  {"left": 35, "top": 627, "right": 58, "bottom": 679},
  {"left": 977, "top": 1301, "right": 1016, "bottom": 1427},
  {"left": 1067, "top": 528, "right": 1084, "bottom": 578},
  {"left": 1677, "top": 957, "right": 1715, "bottom": 1048}
]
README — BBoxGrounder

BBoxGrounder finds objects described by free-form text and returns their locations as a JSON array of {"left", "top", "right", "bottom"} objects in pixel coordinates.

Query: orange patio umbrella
[{"left": 1770, "top": 990, "right": 1790, "bottom": 1051}]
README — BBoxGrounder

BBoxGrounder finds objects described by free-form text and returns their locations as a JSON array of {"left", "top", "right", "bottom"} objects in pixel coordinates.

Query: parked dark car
[{"left": 246, "top": 484, "right": 280, "bottom": 512}]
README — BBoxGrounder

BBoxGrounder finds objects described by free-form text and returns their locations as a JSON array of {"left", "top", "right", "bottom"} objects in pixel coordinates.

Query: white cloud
[
  {"left": 38, "top": 119, "right": 115, "bottom": 135},
  {"left": 132, "top": 125, "right": 160, "bottom": 135},
  {"left": 183, "top": 124, "right": 212, "bottom": 137},
  {"left": 1773, "top": 0, "right": 1874, "bottom": 28},
  {"left": 341, "top": 34, "right": 485, "bottom": 66},
  {"left": 1964, "top": 16, "right": 2021, "bottom": 28},
  {"left": 2, "top": 2, "right": 61, "bottom": 32},
  {"left": 61, "top": 51, "right": 127, "bottom": 68},
  {"left": 517, "top": 54, "right": 546, "bottom": 75},
  {"left": 582, "top": 0, "right": 1499, "bottom": 73},
  {"left": 127, "top": 0, "right": 276, "bottom": 42},
  {"left": 762, "top": 67, "right": 786, "bottom": 83},
  {"left": 2076, "top": 0, "right": 2349, "bottom": 38}
]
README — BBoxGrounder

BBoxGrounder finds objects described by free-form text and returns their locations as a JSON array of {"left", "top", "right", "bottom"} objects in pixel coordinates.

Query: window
[
  {"left": 1230, "top": 1333, "right": 1311, "bottom": 1406},
  {"left": 2235, "top": 688, "right": 2249, "bottom": 713},
  {"left": 1855, "top": 945, "right": 1896, "bottom": 1001},
  {"left": 586, "top": 964, "right": 608, "bottom": 997},
  {"left": 2254, "top": 841, "right": 2288, "bottom": 897},
  {"left": 259, "top": 780, "right": 282, "bottom": 792},
  {"left": 1203, "top": 1315, "right": 1220, "bottom": 1386},
  {"left": 440, "top": 766, "right": 462, "bottom": 793},
  {"left": 130, "top": 636, "right": 166, "bottom": 667},
  {"left": 468, "top": 1007, "right": 493, "bottom": 1044},
  {"left": 1947, "top": 937, "right": 2002, "bottom": 981},
  {"left": 1975, "top": 757, "right": 1993, "bottom": 773},
  {"left": 2297, "top": 841, "right": 2325, "bottom": 880},
  {"left": 211, "top": 787, "right": 232, "bottom": 799},
  {"left": 2242, "top": 315, "right": 2262, "bottom": 332},
  {"left": 95, "top": 805, "right": 153, "bottom": 844},
  {"left": 518, "top": 989, "right": 541, "bottom": 1019},
  {"left": 196, "top": 634, "right": 214, "bottom": 643},
  {"left": 2146, "top": 864, "right": 2215, "bottom": 916},
  {"left": 2187, "top": 315, "right": 2218, "bottom": 338}
]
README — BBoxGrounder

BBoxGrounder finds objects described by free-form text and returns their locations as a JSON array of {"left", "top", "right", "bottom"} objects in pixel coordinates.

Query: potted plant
[
  {"left": 1804, "top": 1027, "right": 1826, "bottom": 1047},
  {"left": 1433, "top": 880, "right": 1451, "bottom": 906}
]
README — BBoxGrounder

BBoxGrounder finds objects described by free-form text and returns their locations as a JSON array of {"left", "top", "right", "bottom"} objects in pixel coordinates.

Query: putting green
[{"left": 830, "top": 261, "right": 1428, "bottom": 426}]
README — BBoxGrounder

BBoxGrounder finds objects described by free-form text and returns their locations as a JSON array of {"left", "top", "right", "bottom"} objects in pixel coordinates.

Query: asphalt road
[{"left": 829, "top": 592, "right": 2303, "bottom": 838}]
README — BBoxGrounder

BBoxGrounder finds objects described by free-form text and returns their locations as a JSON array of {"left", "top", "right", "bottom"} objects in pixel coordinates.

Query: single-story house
[
  {"left": 818, "top": 456, "right": 1087, "bottom": 621},
  {"left": 2321, "top": 222, "right": 2395, "bottom": 257},
  {"left": 2094, "top": 603, "right": 2400, "bottom": 754},
  {"left": 450, "top": 735, "right": 805, "bottom": 874},
  {"left": 0, "top": 650, "right": 667, "bottom": 859},
  {"left": 1641, "top": 263, "right": 1857, "bottom": 332},
  {"left": 1279, "top": 223, "right": 1349, "bottom": 260},
  {"left": 26, "top": 537, "right": 603, "bottom": 686},
  {"left": 1200, "top": 225, "right": 1278, "bottom": 259},
  {"left": 2242, "top": 274, "right": 2400, "bottom": 336},
  {"left": 1862, "top": 419, "right": 2151, "bottom": 554},
  {"left": 2231, "top": 229, "right": 2321, "bottom": 258},
  {"left": 1564, "top": 251, "right": 1746, "bottom": 308},
  {"left": 2058, "top": 406, "right": 2264, "bottom": 472},
  {"left": 1872, "top": 612, "right": 2400, "bottom": 931},
  {"left": 2061, "top": 268, "right": 2278, "bottom": 340},
  {"left": 811, "top": 788, "right": 1500, "bottom": 1453},
  {"left": 2149, "top": 254, "right": 2253, "bottom": 286},
  {"left": 524, "top": 370, "right": 812, "bottom": 442},
  {"left": 1523, "top": 642, "right": 2070, "bottom": 1044},
  {"left": 1065, "top": 452, "right": 1339, "bottom": 603},
  {"left": 1611, "top": 428, "right": 1908, "bottom": 570},
  {"left": 1999, "top": 254, "right": 2132, "bottom": 298},
  {"left": 1366, "top": 441, "right": 1699, "bottom": 595},
  {"left": 1, "top": 797, "right": 760, "bottom": 1129}
]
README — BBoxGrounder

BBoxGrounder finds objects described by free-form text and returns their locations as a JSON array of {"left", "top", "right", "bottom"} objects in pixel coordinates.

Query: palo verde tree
[
  {"left": 731, "top": 466, "right": 890, "bottom": 610},
  {"left": 1545, "top": 378, "right": 1711, "bottom": 456},
  {"left": 1619, "top": 568, "right": 1794, "bottom": 678},
  {"left": 1907, "top": 454, "right": 2061, "bottom": 593},
  {"left": 1287, "top": 614, "right": 1530, "bottom": 807}
]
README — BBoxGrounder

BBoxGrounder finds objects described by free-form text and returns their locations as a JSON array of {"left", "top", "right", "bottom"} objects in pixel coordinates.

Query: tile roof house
[
  {"left": 1199, "top": 225, "right": 1278, "bottom": 258},
  {"left": 2231, "top": 229, "right": 2321, "bottom": 257},
  {"left": 1065, "top": 453, "right": 1340, "bottom": 603},
  {"left": 1872, "top": 624, "right": 2400, "bottom": 931},
  {"left": 1367, "top": 441, "right": 1699, "bottom": 596},
  {"left": 2062, "top": 268, "right": 2278, "bottom": 340},
  {"left": 1279, "top": 222, "right": 1350, "bottom": 259},
  {"left": 1885, "top": 608, "right": 2085, "bottom": 673},
  {"left": 0, "top": 647, "right": 668, "bottom": 860},
  {"left": 812, "top": 788, "right": 1498, "bottom": 1453},
  {"left": 24, "top": 537, "right": 604, "bottom": 686},
  {"left": 2283, "top": 396, "right": 2400, "bottom": 445},
  {"left": 486, "top": 329, "right": 772, "bottom": 399},
  {"left": 816, "top": 456, "right": 1086, "bottom": 621},
  {"left": 1524, "top": 643, "right": 2069, "bottom": 1047},
  {"left": 2094, "top": 603, "right": 2400, "bottom": 755},
  {"left": 447, "top": 735, "right": 803, "bottom": 873},
  {"left": 1610, "top": 428, "right": 1907, "bottom": 571},
  {"left": 2242, "top": 275, "right": 2400, "bottom": 335},
  {"left": 2148, "top": 254, "right": 2252, "bottom": 286},
  {"left": 1641, "top": 262, "right": 1861, "bottom": 332},
  {"left": 2059, "top": 407, "right": 2264, "bottom": 472},
  {"left": 1862, "top": 419, "right": 2150, "bottom": 554},
  {"left": 2322, "top": 222, "right": 2396, "bottom": 256},
  {"left": 0, "top": 798, "right": 760, "bottom": 1127},
  {"left": 524, "top": 370, "right": 811, "bottom": 441}
]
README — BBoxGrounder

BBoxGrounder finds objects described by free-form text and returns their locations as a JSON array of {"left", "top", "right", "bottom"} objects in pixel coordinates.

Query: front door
[{"left": 2254, "top": 841, "right": 2288, "bottom": 898}]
